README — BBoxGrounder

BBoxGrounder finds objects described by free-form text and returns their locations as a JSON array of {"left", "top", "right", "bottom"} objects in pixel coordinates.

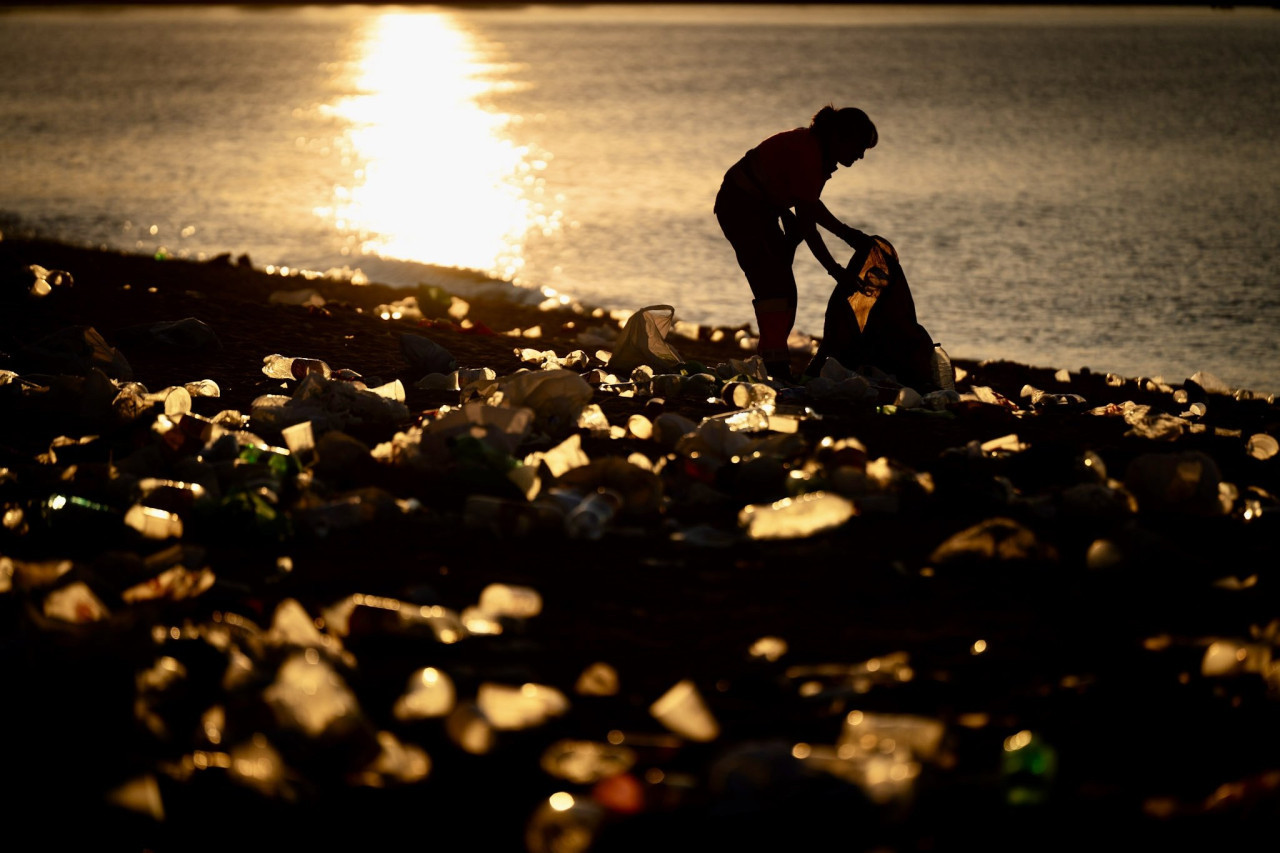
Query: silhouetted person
[{"left": 715, "top": 105, "right": 878, "bottom": 382}]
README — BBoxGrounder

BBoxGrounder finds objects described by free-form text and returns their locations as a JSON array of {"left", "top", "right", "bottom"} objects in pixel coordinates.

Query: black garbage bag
[{"left": 803, "top": 236, "right": 938, "bottom": 391}]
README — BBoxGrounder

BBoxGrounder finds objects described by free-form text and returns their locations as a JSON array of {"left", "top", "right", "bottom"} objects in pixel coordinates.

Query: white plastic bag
[{"left": 608, "top": 305, "right": 683, "bottom": 375}]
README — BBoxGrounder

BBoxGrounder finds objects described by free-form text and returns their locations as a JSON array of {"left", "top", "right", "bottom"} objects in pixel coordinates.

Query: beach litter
[{"left": 2, "top": 245, "right": 1279, "bottom": 849}]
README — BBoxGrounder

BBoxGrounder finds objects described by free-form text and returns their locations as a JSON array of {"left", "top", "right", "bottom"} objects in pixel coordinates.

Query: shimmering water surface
[{"left": 2, "top": 4, "right": 1277, "bottom": 392}]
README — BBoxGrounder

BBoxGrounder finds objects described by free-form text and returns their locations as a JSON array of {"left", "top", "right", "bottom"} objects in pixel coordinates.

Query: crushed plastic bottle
[
  {"left": 922, "top": 388, "right": 962, "bottom": 411},
  {"left": 704, "top": 405, "right": 771, "bottom": 433},
  {"left": 183, "top": 379, "right": 221, "bottom": 398},
  {"left": 738, "top": 491, "right": 856, "bottom": 540},
  {"left": 262, "top": 354, "right": 331, "bottom": 381},
  {"left": 112, "top": 382, "right": 153, "bottom": 423}
]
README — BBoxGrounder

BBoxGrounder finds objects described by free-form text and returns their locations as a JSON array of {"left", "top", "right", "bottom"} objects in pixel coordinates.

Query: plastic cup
[{"left": 649, "top": 679, "right": 719, "bottom": 742}]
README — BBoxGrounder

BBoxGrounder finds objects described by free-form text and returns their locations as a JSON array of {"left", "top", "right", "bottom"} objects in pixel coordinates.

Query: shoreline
[{"left": 2, "top": 235, "right": 1279, "bottom": 848}]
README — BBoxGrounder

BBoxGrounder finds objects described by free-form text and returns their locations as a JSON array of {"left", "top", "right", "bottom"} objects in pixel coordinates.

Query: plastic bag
[
  {"left": 496, "top": 369, "right": 594, "bottom": 437},
  {"left": 608, "top": 305, "right": 683, "bottom": 375},
  {"left": 804, "top": 237, "right": 937, "bottom": 391}
]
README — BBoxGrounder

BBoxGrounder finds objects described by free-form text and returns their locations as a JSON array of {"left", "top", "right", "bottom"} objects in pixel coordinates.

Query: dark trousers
[
  {"left": 714, "top": 180, "right": 798, "bottom": 306},
  {"left": 715, "top": 179, "right": 801, "bottom": 366}
]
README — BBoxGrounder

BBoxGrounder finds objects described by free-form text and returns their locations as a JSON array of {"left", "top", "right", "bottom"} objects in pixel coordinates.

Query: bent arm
[
  {"left": 814, "top": 200, "right": 870, "bottom": 247},
  {"left": 809, "top": 200, "right": 846, "bottom": 235},
  {"left": 795, "top": 200, "right": 864, "bottom": 281}
]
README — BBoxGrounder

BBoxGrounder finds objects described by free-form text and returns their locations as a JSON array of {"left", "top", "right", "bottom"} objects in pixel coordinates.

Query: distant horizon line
[{"left": 3, "top": 0, "right": 1271, "bottom": 7}]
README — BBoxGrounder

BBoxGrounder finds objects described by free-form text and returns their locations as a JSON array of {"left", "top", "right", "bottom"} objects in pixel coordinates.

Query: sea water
[{"left": 1, "top": 4, "right": 1277, "bottom": 393}]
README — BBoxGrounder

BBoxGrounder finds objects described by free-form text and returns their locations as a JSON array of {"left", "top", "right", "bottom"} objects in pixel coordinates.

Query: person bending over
[{"left": 714, "top": 105, "right": 878, "bottom": 382}]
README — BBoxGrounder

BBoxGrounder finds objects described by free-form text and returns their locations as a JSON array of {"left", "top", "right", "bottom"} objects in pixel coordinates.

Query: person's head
[{"left": 810, "top": 105, "right": 878, "bottom": 168}]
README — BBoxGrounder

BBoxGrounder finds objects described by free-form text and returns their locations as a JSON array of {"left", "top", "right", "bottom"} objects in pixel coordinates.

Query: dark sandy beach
[{"left": 2, "top": 236, "right": 1278, "bottom": 851}]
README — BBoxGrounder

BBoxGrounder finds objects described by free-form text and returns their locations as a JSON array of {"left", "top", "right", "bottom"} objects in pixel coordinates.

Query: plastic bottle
[
  {"left": 146, "top": 385, "right": 192, "bottom": 417},
  {"left": 478, "top": 582, "right": 543, "bottom": 619},
  {"left": 183, "top": 379, "right": 221, "bottom": 398},
  {"left": 454, "top": 367, "right": 497, "bottom": 389},
  {"left": 262, "top": 354, "right": 331, "bottom": 381},
  {"left": 723, "top": 381, "right": 777, "bottom": 409},
  {"left": 931, "top": 343, "right": 956, "bottom": 392},
  {"left": 112, "top": 383, "right": 153, "bottom": 423},
  {"left": 564, "top": 489, "right": 622, "bottom": 540},
  {"left": 135, "top": 478, "right": 207, "bottom": 513},
  {"left": 37, "top": 493, "right": 121, "bottom": 538},
  {"left": 738, "top": 491, "right": 856, "bottom": 540},
  {"left": 124, "top": 503, "right": 183, "bottom": 540},
  {"left": 721, "top": 405, "right": 771, "bottom": 432}
]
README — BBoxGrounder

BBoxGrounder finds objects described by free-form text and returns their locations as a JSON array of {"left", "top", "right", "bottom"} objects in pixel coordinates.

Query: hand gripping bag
[{"left": 804, "top": 237, "right": 938, "bottom": 391}]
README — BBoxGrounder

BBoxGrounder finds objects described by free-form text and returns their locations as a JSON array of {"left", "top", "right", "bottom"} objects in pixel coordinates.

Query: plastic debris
[
  {"left": 541, "top": 739, "right": 637, "bottom": 784},
  {"left": 649, "top": 679, "right": 719, "bottom": 742},
  {"left": 574, "top": 662, "right": 620, "bottom": 697},
  {"left": 268, "top": 287, "right": 326, "bottom": 307},
  {"left": 1247, "top": 433, "right": 1278, "bottom": 460},
  {"left": 392, "top": 667, "right": 457, "bottom": 721},
  {"left": 400, "top": 332, "right": 458, "bottom": 375},
  {"left": 2, "top": 247, "right": 1278, "bottom": 851},
  {"left": 477, "top": 682, "right": 570, "bottom": 730},
  {"left": 262, "top": 353, "right": 330, "bottom": 380},
  {"left": 739, "top": 491, "right": 856, "bottom": 540}
]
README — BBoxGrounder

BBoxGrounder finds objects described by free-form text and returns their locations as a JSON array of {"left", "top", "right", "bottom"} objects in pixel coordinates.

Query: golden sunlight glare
[{"left": 327, "top": 11, "right": 551, "bottom": 276}]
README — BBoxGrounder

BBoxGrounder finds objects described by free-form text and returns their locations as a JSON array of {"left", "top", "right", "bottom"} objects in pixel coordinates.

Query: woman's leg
[
  {"left": 716, "top": 194, "right": 799, "bottom": 381},
  {"left": 750, "top": 296, "right": 796, "bottom": 379}
]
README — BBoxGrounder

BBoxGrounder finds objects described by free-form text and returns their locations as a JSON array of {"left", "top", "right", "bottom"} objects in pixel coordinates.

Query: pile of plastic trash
[{"left": 3, "top": 271, "right": 1280, "bottom": 850}]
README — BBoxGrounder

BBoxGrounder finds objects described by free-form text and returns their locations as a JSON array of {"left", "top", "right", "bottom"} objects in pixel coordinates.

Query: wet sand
[{"left": 2, "top": 236, "right": 1278, "bottom": 850}]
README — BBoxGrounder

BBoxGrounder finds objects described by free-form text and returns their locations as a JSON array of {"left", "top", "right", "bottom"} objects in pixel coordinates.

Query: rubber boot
[
  {"left": 753, "top": 297, "right": 795, "bottom": 383},
  {"left": 765, "top": 358, "right": 795, "bottom": 384}
]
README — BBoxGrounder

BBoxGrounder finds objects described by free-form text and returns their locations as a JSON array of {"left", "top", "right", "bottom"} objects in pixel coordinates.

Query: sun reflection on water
[{"left": 323, "top": 10, "right": 556, "bottom": 279}]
